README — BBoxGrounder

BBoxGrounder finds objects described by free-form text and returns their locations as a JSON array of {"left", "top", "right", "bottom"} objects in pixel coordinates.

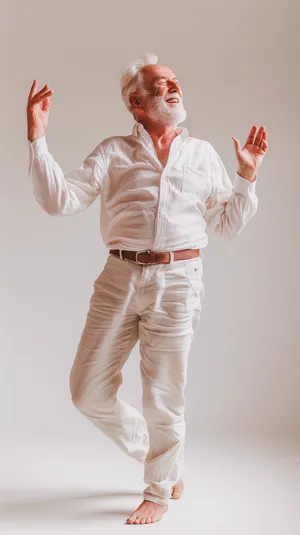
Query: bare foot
[
  {"left": 171, "top": 478, "right": 184, "bottom": 499},
  {"left": 126, "top": 499, "right": 168, "bottom": 524}
]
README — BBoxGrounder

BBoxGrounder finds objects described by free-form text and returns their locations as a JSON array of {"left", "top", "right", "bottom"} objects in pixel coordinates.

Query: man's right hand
[{"left": 27, "top": 80, "right": 53, "bottom": 142}]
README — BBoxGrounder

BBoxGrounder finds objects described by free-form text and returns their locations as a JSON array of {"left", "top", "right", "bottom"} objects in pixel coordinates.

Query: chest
[
  {"left": 102, "top": 137, "right": 213, "bottom": 202},
  {"left": 153, "top": 144, "right": 171, "bottom": 168},
  {"left": 104, "top": 156, "right": 211, "bottom": 209}
]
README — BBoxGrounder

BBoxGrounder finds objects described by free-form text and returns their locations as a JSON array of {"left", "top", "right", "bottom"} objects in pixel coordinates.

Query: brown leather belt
[{"left": 109, "top": 248, "right": 200, "bottom": 265}]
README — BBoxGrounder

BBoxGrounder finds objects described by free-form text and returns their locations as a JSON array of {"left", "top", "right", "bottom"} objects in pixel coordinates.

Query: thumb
[{"left": 231, "top": 136, "right": 241, "bottom": 156}]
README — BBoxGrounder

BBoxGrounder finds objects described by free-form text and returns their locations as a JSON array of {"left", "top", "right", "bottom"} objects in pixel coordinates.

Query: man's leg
[
  {"left": 69, "top": 254, "right": 149, "bottom": 463},
  {"left": 126, "top": 256, "right": 204, "bottom": 523}
]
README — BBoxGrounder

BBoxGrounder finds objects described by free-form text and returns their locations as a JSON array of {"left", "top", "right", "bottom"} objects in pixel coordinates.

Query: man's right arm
[
  {"left": 26, "top": 80, "right": 106, "bottom": 215},
  {"left": 28, "top": 135, "right": 106, "bottom": 215}
]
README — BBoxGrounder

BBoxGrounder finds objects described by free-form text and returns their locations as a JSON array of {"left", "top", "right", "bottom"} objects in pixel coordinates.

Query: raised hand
[
  {"left": 231, "top": 125, "right": 268, "bottom": 182},
  {"left": 27, "top": 80, "right": 54, "bottom": 142}
]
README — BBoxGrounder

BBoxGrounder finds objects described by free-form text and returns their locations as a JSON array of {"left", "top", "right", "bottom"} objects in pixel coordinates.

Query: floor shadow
[{"left": 0, "top": 489, "right": 143, "bottom": 526}]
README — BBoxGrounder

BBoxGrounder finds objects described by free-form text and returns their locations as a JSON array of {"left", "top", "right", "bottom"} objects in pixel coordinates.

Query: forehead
[{"left": 141, "top": 64, "right": 177, "bottom": 84}]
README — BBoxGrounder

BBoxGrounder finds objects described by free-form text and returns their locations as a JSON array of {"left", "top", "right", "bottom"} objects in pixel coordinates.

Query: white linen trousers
[{"left": 69, "top": 250, "right": 205, "bottom": 506}]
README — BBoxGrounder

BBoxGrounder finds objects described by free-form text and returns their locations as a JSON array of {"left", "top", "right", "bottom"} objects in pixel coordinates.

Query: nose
[
  {"left": 169, "top": 80, "right": 182, "bottom": 95},
  {"left": 169, "top": 85, "right": 182, "bottom": 98}
]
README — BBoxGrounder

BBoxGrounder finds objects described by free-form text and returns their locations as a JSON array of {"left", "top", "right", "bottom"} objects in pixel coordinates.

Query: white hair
[{"left": 120, "top": 52, "right": 158, "bottom": 117}]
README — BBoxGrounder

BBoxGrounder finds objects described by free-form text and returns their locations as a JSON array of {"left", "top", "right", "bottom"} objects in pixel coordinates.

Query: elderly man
[{"left": 26, "top": 52, "right": 268, "bottom": 525}]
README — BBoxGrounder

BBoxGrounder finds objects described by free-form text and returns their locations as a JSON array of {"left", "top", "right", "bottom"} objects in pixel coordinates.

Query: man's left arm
[{"left": 203, "top": 125, "right": 268, "bottom": 238}]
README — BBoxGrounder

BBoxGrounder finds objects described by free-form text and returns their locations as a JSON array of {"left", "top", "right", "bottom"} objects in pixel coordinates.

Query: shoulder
[
  {"left": 97, "top": 135, "right": 131, "bottom": 151},
  {"left": 92, "top": 135, "right": 133, "bottom": 161},
  {"left": 189, "top": 138, "right": 221, "bottom": 165},
  {"left": 184, "top": 136, "right": 215, "bottom": 164},
  {"left": 186, "top": 136, "right": 213, "bottom": 152}
]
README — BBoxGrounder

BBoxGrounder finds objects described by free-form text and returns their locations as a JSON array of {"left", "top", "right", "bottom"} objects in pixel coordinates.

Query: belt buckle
[{"left": 136, "top": 249, "right": 152, "bottom": 265}]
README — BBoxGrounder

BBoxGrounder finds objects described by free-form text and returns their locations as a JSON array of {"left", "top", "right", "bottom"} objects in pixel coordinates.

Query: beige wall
[{"left": 1, "top": 0, "right": 299, "bottom": 447}]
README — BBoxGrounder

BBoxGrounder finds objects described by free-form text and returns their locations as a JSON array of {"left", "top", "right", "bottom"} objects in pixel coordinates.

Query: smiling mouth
[{"left": 166, "top": 98, "right": 180, "bottom": 104}]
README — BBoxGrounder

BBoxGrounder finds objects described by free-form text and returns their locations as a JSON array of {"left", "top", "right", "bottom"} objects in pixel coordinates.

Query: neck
[{"left": 138, "top": 119, "right": 182, "bottom": 148}]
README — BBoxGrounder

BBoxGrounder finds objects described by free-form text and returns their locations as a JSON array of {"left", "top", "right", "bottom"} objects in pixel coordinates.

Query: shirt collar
[{"left": 132, "top": 121, "right": 189, "bottom": 147}]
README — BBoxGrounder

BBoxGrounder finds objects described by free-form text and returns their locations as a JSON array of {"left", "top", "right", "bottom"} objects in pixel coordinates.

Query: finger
[
  {"left": 28, "top": 92, "right": 53, "bottom": 112},
  {"left": 260, "top": 139, "right": 268, "bottom": 151},
  {"left": 254, "top": 126, "right": 264, "bottom": 147},
  {"left": 41, "top": 95, "right": 51, "bottom": 112},
  {"left": 29, "top": 84, "right": 51, "bottom": 105},
  {"left": 29, "top": 90, "right": 53, "bottom": 108},
  {"left": 27, "top": 79, "right": 39, "bottom": 104},
  {"left": 32, "top": 85, "right": 52, "bottom": 102},
  {"left": 255, "top": 126, "right": 267, "bottom": 147},
  {"left": 231, "top": 136, "right": 241, "bottom": 155},
  {"left": 245, "top": 125, "right": 259, "bottom": 145},
  {"left": 258, "top": 129, "right": 267, "bottom": 147}
]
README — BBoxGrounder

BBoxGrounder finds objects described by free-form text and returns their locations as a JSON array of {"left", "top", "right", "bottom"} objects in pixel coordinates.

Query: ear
[{"left": 129, "top": 93, "right": 142, "bottom": 108}]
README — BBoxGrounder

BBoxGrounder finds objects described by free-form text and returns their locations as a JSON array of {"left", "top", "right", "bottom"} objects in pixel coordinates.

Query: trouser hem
[{"left": 143, "top": 492, "right": 169, "bottom": 506}]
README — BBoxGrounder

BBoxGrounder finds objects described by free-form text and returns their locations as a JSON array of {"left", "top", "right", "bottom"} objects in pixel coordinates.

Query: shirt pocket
[{"left": 182, "top": 165, "right": 208, "bottom": 200}]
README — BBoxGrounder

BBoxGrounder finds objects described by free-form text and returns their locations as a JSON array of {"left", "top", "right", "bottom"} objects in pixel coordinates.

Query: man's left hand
[{"left": 231, "top": 125, "right": 268, "bottom": 182}]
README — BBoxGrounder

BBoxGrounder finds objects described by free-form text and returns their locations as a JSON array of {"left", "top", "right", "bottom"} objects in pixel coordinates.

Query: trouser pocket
[{"left": 183, "top": 259, "right": 204, "bottom": 297}]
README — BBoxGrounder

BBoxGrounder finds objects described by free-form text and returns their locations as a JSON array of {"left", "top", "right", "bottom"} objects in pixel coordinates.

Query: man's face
[{"left": 134, "top": 64, "right": 187, "bottom": 126}]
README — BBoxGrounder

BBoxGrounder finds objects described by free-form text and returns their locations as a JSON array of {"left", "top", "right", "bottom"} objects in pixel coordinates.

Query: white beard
[{"left": 145, "top": 95, "right": 187, "bottom": 126}]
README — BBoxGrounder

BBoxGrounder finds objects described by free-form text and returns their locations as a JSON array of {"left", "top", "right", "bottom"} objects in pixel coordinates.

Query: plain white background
[{"left": 1, "top": 0, "right": 299, "bottom": 532}]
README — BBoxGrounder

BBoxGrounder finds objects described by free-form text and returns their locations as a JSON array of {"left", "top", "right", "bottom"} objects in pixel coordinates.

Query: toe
[{"left": 126, "top": 515, "right": 136, "bottom": 524}]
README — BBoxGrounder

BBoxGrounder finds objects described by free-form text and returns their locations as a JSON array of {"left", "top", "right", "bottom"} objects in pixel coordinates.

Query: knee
[
  {"left": 69, "top": 363, "right": 121, "bottom": 411},
  {"left": 69, "top": 370, "right": 88, "bottom": 411},
  {"left": 69, "top": 379, "right": 116, "bottom": 414},
  {"left": 70, "top": 384, "right": 86, "bottom": 411}
]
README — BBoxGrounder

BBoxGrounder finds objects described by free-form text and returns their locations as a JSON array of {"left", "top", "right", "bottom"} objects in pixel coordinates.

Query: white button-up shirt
[{"left": 27, "top": 121, "right": 258, "bottom": 252}]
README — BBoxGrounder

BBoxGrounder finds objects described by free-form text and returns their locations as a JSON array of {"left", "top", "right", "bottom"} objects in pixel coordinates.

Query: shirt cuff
[
  {"left": 233, "top": 172, "right": 257, "bottom": 196},
  {"left": 28, "top": 135, "right": 49, "bottom": 175},
  {"left": 28, "top": 135, "right": 48, "bottom": 158}
]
